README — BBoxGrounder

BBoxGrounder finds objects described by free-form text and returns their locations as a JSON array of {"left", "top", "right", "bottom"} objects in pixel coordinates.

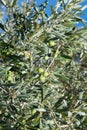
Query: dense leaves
[{"left": 0, "top": 0, "right": 87, "bottom": 129}]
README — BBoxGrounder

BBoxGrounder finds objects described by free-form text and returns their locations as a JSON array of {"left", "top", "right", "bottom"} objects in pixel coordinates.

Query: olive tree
[{"left": 0, "top": 0, "right": 87, "bottom": 129}]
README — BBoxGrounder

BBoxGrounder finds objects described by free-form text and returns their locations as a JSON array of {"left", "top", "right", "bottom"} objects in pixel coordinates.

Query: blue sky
[
  {"left": 18, "top": 0, "right": 87, "bottom": 17},
  {"left": 1, "top": 0, "right": 87, "bottom": 26},
  {"left": 36, "top": 0, "right": 87, "bottom": 26},
  {"left": 36, "top": 0, "right": 56, "bottom": 15},
  {"left": 18, "top": 0, "right": 56, "bottom": 15},
  {"left": 81, "top": 0, "right": 87, "bottom": 19},
  {"left": 36, "top": 0, "right": 87, "bottom": 17}
]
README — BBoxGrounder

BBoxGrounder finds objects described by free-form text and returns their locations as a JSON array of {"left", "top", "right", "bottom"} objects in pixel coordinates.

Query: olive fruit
[
  {"left": 49, "top": 40, "right": 56, "bottom": 47},
  {"left": 40, "top": 75, "right": 46, "bottom": 83},
  {"left": 38, "top": 68, "right": 44, "bottom": 73},
  {"left": 24, "top": 51, "right": 30, "bottom": 59},
  {"left": 45, "top": 56, "right": 49, "bottom": 60},
  {"left": 43, "top": 71, "right": 49, "bottom": 77}
]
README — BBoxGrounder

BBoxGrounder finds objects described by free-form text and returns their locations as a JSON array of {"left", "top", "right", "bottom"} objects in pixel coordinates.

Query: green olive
[
  {"left": 45, "top": 56, "right": 49, "bottom": 60},
  {"left": 54, "top": 53, "right": 57, "bottom": 58},
  {"left": 40, "top": 75, "right": 46, "bottom": 83},
  {"left": 43, "top": 71, "right": 49, "bottom": 77},
  {"left": 38, "top": 68, "right": 44, "bottom": 73},
  {"left": 49, "top": 41, "right": 56, "bottom": 46}
]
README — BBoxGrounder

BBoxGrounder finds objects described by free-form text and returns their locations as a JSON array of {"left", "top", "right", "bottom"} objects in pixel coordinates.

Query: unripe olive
[
  {"left": 49, "top": 40, "right": 56, "bottom": 47},
  {"left": 38, "top": 68, "right": 44, "bottom": 73},
  {"left": 24, "top": 51, "right": 30, "bottom": 59},
  {"left": 8, "top": 71, "right": 14, "bottom": 82},
  {"left": 45, "top": 56, "right": 49, "bottom": 60},
  {"left": 43, "top": 71, "right": 49, "bottom": 77},
  {"left": 54, "top": 53, "right": 57, "bottom": 58},
  {"left": 40, "top": 75, "right": 45, "bottom": 83},
  {"left": 22, "top": 120, "right": 26, "bottom": 124}
]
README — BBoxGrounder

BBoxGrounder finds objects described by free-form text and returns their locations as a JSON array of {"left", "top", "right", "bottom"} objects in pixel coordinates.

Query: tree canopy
[{"left": 0, "top": 0, "right": 87, "bottom": 129}]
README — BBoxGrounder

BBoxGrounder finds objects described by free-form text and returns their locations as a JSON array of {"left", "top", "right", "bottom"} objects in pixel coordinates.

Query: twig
[
  {"left": 46, "top": 44, "right": 61, "bottom": 71},
  {"left": 47, "top": 101, "right": 62, "bottom": 130}
]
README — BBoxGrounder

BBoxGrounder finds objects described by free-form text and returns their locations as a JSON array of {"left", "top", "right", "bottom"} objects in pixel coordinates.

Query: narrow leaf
[{"left": 11, "top": 0, "right": 17, "bottom": 7}]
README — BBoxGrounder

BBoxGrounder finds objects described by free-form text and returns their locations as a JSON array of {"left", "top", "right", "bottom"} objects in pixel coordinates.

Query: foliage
[{"left": 0, "top": 0, "right": 87, "bottom": 129}]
